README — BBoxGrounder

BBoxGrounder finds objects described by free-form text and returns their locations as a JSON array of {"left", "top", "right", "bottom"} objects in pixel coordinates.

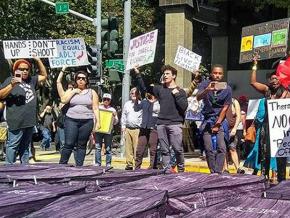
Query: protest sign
[
  {"left": 174, "top": 45, "right": 201, "bottom": 72},
  {"left": 126, "top": 29, "right": 158, "bottom": 70},
  {"left": 97, "top": 109, "right": 114, "bottom": 134},
  {"left": 239, "top": 18, "right": 290, "bottom": 63},
  {"left": 267, "top": 98, "right": 290, "bottom": 157},
  {"left": 3, "top": 40, "right": 58, "bottom": 59},
  {"left": 49, "top": 38, "right": 89, "bottom": 68}
]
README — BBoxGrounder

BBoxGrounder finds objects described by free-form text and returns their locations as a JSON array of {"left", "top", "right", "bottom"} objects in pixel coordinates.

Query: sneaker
[
  {"left": 125, "top": 166, "right": 133, "bottom": 170},
  {"left": 237, "top": 168, "right": 245, "bottom": 174}
]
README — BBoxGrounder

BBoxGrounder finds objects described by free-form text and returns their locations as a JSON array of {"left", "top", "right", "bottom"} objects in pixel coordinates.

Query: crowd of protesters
[{"left": 0, "top": 55, "right": 289, "bottom": 184}]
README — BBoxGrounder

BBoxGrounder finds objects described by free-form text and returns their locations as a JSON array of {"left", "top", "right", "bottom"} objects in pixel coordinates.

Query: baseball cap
[{"left": 103, "top": 93, "right": 112, "bottom": 99}]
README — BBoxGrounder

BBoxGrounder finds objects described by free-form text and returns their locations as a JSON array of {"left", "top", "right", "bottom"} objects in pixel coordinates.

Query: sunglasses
[
  {"left": 76, "top": 76, "right": 86, "bottom": 81},
  {"left": 18, "top": 68, "right": 29, "bottom": 71},
  {"left": 103, "top": 98, "right": 111, "bottom": 101}
]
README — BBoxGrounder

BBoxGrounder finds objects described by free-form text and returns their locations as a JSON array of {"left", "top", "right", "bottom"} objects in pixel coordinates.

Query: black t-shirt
[
  {"left": 1, "top": 76, "right": 38, "bottom": 131},
  {"left": 153, "top": 85, "right": 188, "bottom": 125}
]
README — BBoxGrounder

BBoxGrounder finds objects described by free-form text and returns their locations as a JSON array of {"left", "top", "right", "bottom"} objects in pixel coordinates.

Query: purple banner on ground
[
  {"left": 185, "top": 197, "right": 290, "bottom": 217},
  {"left": 28, "top": 188, "right": 168, "bottom": 218},
  {"left": 107, "top": 172, "right": 266, "bottom": 215},
  {"left": 0, "top": 184, "right": 86, "bottom": 217}
]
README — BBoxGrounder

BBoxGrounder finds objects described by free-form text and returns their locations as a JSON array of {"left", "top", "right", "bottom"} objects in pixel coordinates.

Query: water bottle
[{"left": 211, "top": 135, "right": 217, "bottom": 150}]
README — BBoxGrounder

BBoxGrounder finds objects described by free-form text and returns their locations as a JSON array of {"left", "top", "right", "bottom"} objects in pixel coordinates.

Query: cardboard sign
[
  {"left": 97, "top": 109, "right": 114, "bottom": 134},
  {"left": 126, "top": 29, "right": 158, "bottom": 70},
  {"left": 49, "top": 38, "right": 89, "bottom": 68},
  {"left": 239, "top": 18, "right": 290, "bottom": 63},
  {"left": 267, "top": 98, "right": 290, "bottom": 157},
  {"left": 3, "top": 40, "right": 58, "bottom": 59},
  {"left": 174, "top": 45, "right": 202, "bottom": 72}
]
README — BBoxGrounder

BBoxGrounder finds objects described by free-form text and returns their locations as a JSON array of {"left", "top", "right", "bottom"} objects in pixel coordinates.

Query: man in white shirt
[{"left": 121, "top": 87, "right": 142, "bottom": 170}]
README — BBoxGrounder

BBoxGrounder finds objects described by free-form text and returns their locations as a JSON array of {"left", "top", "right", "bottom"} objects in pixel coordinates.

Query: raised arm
[
  {"left": 34, "top": 57, "right": 47, "bottom": 83},
  {"left": 57, "top": 66, "right": 66, "bottom": 98},
  {"left": 133, "top": 67, "right": 147, "bottom": 98},
  {"left": 250, "top": 59, "right": 268, "bottom": 95}
]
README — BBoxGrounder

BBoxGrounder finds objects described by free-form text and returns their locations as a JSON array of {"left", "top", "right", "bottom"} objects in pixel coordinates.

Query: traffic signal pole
[
  {"left": 39, "top": 0, "right": 94, "bottom": 22},
  {"left": 122, "top": 0, "right": 131, "bottom": 108},
  {"left": 96, "top": 0, "right": 102, "bottom": 80}
]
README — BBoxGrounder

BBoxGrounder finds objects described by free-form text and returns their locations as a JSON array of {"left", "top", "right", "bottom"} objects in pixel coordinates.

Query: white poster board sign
[
  {"left": 246, "top": 99, "right": 261, "bottom": 120},
  {"left": 174, "top": 45, "right": 202, "bottom": 72},
  {"left": 126, "top": 29, "right": 158, "bottom": 70},
  {"left": 3, "top": 40, "right": 58, "bottom": 59},
  {"left": 49, "top": 38, "right": 89, "bottom": 68},
  {"left": 267, "top": 98, "right": 290, "bottom": 157}
]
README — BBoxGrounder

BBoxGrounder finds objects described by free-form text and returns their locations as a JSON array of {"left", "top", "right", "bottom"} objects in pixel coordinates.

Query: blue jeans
[
  {"left": 41, "top": 127, "right": 51, "bottom": 149},
  {"left": 95, "top": 132, "right": 113, "bottom": 166},
  {"left": 6, "top": 127, "right": 33, "bottom": 164},
  {"left": 56, "top": 127, "right": 65, "bottom": 151},
  {"left": 59, "top": 117, "right": 94, "bottom": 166}
]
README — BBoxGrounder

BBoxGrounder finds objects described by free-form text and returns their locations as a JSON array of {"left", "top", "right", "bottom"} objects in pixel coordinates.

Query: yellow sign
[
  {"left": 96, "top": 109, "right": 113, "bottom": 134},
  {"left": 241, "top": 35, "right": 254, "bottom": 52}
]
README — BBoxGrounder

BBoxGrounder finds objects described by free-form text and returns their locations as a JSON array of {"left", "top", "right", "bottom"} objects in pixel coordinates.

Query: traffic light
[
  {"left": 193, "top": 1, "right": 228, "bottom": 36},
  {"left": 101, "top": 16, "right": 119, "bottom": 58},
  {"left": 86, "top": 45, "right": 100, "bottom": 78}
]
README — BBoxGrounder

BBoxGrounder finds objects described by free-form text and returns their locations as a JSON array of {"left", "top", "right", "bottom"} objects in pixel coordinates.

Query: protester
[
  {"left": 244, "top": 98, "right": 277, "bottom": 181},
  {"left": 59, "top": 70, "right": 100, "bottom": 166},
  {"left": 0, "top": 58, "right": 47, "bottom": 164},
  {"left": 224, "top": 97, "right": 245, "bottom": 174},
  {"left": 132, "top": 67, "right": 160, "bottom": 170},
  {"left": 39, "top": 105, "right": 55, "bottom": 151},
  {"left": 95, "top": 93, "right": 118, "bottom": 167},
  {"left": 248, "top": 57, "right": 289, "bottom": 182},
  {"left": 237, "top": 95, "right": 249, "bottom": 159},
  {"left": 196, "top": 64, "right": 232, "bottom": 174},
  {"left": 135, "top": 65, "right": 188, "bottom": 172},
  {"left": 121, "top": 87, "right": 142, "bottom": 170}
]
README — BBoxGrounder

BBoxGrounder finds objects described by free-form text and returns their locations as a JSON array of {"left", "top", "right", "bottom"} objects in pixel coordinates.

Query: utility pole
[
  {"left": 96, "top": 0, "right": 102, "bottom": 80},
  {"left": 122, "top": 0, "right": 131, "bottom": 108}
]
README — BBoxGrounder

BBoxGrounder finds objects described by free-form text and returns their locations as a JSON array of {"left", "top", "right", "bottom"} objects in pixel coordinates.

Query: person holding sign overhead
[
  {"left": 59, "top": 70, "right": 100, "bottom": 166},
  {"left": 95, "top": 93, "right": 118, "bottom": 167},
  {"left": 0, "top": 57, "right": 47, "bottom": 164},
  {"left": 250, "top": 56, "right": 290, "bottom": 182}
]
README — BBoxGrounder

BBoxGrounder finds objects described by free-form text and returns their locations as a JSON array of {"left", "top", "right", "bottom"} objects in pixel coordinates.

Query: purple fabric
[
  {"left": 185, "top": 197, "right": 290, "bottom": 218},
  {"left": 265, "top": 180, "right": 290, "bottom": 200},
  {"left": 0, "top": 184, "right": 86, "bottom": 217},
  {"left": 28, "top": 189, "right": 168, "bottom": 218},
  {"left": 107, "top": 173, "right": 266, "bottom": 215}
]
